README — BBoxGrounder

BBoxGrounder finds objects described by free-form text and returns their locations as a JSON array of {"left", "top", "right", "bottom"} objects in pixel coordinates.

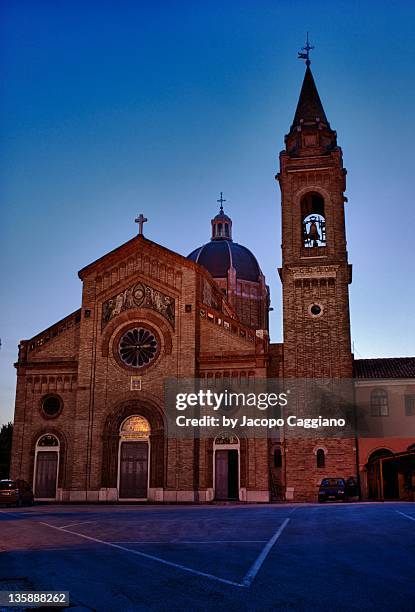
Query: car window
[
  {"left": 321, "top": 479, "right": 344, "bottom": 487},
  {"left": 0, "top": 481, "right": 17, "bottom": 490}
]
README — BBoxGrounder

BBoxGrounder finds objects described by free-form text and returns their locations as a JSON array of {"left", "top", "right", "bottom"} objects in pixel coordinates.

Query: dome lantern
[{"left": 211, "top": 192, "right": 232, "bottom": 241}]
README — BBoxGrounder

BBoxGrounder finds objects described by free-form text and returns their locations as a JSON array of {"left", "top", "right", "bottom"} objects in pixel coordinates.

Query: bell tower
[
  {"left": 276, "top": 44, "right": 356, "bottom": 501},
  {"left": 277, "top": 56, "right": 353, "bottom": 379}
]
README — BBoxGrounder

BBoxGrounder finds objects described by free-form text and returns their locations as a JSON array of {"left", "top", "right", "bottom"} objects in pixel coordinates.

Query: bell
[{"left": 308, "top": 220, "right": 320, "bottom": 245}]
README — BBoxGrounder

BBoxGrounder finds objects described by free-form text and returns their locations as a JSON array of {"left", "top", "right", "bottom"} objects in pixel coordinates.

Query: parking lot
[{"left": 1, "top": 502, "right": 414, "bottom": 611}]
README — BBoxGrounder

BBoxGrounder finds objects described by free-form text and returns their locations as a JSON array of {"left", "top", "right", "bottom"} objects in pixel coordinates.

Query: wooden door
[
  {"left": 215, "top": 450, "right": 229, "bottom": 500},
  {"left": 215, "top": 449, "right": 239, "bottom": 500},
  {"left": 119, "top": 442, "right": 148, "bottom": 499},
  {"left": 35, "top": 451, "right": 58, "bottom": 498},
  {"left": 228, "top": 449, "right": 239, "bottom": 499}
]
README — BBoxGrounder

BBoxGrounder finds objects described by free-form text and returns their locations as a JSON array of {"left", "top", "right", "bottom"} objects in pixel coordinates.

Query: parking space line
[
  {"left": 60, "top": 520, "right": 96, "bottom": 529},
  {"left": 241, "top": 518, "right": 290, "bottom": 588},
  {"left": 109, "top": 540, "right": 268, "bottom": 544},
  {"left": 39, "top": 521, "right": 243, "bottom": 588},
  {"left": 396, "top": 510, "right": 415, "bottom": 522}
]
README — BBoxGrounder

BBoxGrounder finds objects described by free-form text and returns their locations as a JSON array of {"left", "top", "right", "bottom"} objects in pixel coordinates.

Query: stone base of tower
[{"left": 284, "top": 438, "right": 357, "bottom": 502}]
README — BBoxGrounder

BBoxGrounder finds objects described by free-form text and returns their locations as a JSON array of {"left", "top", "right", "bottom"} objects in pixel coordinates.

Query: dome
[
  {"left": 187, "top": 195, "right": 269, "bottom": 330},
  {"left": 188, "top": 240, "right": 261, "bottom": 282}
]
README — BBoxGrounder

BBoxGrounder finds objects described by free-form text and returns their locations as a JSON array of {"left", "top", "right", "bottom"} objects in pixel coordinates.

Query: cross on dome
[{"left": 217, "top": 191, "right": 226, "bottom": 214}]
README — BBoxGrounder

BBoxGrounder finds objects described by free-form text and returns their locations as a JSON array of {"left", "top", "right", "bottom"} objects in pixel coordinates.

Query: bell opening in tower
[{"left": 301, "top": 191, "right": 326, "bottom": 248}]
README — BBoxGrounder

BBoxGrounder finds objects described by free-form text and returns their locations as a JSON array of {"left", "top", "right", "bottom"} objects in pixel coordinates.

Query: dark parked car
[
  {"left": 318, "top": 478, "right": 346, "bottom": 502},
  {"left": 0, "top": 479, "right": 34, "bottom": 507}
]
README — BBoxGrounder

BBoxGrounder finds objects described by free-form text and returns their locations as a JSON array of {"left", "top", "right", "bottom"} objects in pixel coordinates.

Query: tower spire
[
  {"left": 283, "top": 43, "right": 337, "bottom": 160},
  {"left": 292, "top": 64, "right": 328, "bottom": 128},
  {"left": 291, "top": 38, "right": 330, "bottom": 132}
]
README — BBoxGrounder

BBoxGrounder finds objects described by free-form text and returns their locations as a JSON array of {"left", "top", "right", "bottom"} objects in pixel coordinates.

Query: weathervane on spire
[
  {"left": 298, "top": 32, "right": 314, "bottom": 66},
  {"left": 217, "top": 191, "right": 226, "bottom": 214}
]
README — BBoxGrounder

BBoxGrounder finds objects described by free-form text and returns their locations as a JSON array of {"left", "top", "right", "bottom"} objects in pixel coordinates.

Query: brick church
[{"left": 10, "top": 57, "right": 415, "bottom": 503}]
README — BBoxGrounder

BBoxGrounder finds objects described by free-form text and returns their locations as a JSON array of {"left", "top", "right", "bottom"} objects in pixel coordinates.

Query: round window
[
  {"left": 309, "top": 303, "right": 323, "bottom": 317},
  {"left": 118, "top": 327, "right": 159, "bottom": 368},
  {"left": 41, "top": 395, "right": 62, "bottom": 418}
]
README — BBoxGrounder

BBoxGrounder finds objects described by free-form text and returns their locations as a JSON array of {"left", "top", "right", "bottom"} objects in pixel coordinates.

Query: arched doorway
[
  {"left": 214, "top": 434, "right": 240, "bottom": 500},
  {"left": 118, "top": 416, "right": 150, "bottom": 500},
  {"left": 367, "top": 448, "right": 397, "bottom": 500},
  {"left": 34, "top": 434, "right": 60, "bottom": 500}
]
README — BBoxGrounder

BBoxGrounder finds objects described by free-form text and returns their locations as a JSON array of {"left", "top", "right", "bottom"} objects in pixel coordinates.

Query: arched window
[
  {"left": 214, "top": 434, "right": 239, "bottom": 446},
  {"left": 301, "top": 192, "right": 326, "bottom": 248},
  {"left": 224, "top": 223, "right": 229, "bottom": 237},
  {"left": 36, "top": 434, "right": 59, "bottom": 447},
  {"left": 119, "top": 415, "right": 151, "bottom": 440},
  {"left": 316, "top": 448, "right": 325, "bottom": 468},
  {"left": 370, "top": 389, "right": 389, "bottom": 416},
  {"left": 274, "top": 448, "right": 282, "bottom": 468}
]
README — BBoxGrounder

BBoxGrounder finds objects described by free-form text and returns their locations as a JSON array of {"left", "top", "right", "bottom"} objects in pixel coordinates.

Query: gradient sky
[{"left": 1, "top": 0, "right": 415, "bottom": 424}]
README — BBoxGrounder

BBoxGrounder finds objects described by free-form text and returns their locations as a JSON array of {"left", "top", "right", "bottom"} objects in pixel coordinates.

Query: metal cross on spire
[
  {"left": 135, "top": 213, "right": 148, "bottom": 236},
  {"left": 217, "top": 192, "right": 226, "bottom": 213},
  {"left": 298, "top": 32, "right": 314, "bottom": 66}
]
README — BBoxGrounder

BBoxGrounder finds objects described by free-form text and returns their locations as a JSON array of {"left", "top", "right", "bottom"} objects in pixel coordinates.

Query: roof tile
[{"left": 354, "top": 357, "right": 415, "bottom": 379}]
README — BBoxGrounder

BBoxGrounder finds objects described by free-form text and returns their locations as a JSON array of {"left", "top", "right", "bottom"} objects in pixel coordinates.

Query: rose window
[{"left": 118, "top": 327, "right": 158, "bottom": 368}]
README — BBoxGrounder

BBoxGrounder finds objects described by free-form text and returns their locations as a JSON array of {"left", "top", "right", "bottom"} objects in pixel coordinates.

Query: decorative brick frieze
[{"left": 102, "top": 281, "right": 175, "bottom": 329}]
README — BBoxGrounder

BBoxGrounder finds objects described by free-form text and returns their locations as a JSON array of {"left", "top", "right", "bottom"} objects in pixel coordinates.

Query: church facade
[{"left": 10, "top": 62, "right": 415, "bottom": 503}]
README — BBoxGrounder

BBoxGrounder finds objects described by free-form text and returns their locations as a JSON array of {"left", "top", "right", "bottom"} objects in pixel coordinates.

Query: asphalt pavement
[{"left": 0, "top": 502, "right": 414, "bottom": 611}]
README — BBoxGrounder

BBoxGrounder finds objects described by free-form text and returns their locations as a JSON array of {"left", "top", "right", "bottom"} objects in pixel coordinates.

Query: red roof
[{"left": 354, "top": 357, "right": 415, "bottom": 379}]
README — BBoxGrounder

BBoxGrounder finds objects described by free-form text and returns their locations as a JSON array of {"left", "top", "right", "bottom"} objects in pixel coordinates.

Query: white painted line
[
  {"left": 240, "top": 518, "right": 290, "bottom": 588},
  {"left": 39, "top": 522, "right": 243, "bottom": 588},
  {"left": 109, "top": 540, "right": 268, "bottom": 544},
  {"left": 60, "top": 520, "right": 96, "bottom": 529},
  {"left": 179, "top": 540, "right": 267, "bottom": 544},
  {"left": 396, "top": 510, "right": 415, "bottom": 522}
]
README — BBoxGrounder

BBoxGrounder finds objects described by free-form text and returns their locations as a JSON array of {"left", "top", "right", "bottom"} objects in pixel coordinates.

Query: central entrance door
[
  {"left": 119, "top": 441, "right": 148, "bottom": 499},
  {"left": 118, "top": 415, "right": 151, "bottom": 500},
  {"left": 215, "top": 449, "right": 239, "bottom": 500}
]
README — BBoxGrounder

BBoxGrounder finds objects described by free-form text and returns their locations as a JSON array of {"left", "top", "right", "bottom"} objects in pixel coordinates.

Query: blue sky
[{"left": 1, "top": 1, "right": 415, "bottom": 424}]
